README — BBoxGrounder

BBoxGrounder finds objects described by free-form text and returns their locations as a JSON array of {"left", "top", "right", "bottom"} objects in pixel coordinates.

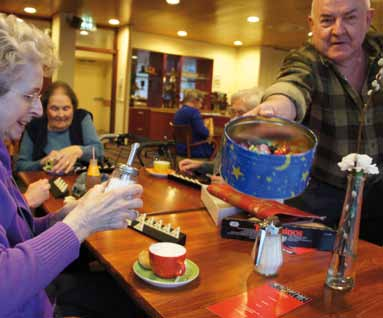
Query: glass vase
[{"left": 325, "top": 171, "right": 366, "bottom": 291}]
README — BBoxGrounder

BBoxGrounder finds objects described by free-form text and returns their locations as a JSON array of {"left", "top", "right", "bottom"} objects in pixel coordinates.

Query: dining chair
[{"left": 169, "top": 122, "right": 218, "bottom": 160}]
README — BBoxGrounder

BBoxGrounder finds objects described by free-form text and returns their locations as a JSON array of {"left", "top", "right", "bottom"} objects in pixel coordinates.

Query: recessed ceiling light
[
  {"left": 177, "top": 30, "right": 187, "bottom": 37},
  {"left": 233, "top": 40, "right": 243, "bottom": 46},
  {"left": 132, "top": 55, "right": 138, "bottom": 59},
  {"left": 108, "top": 18, "right": 120, "bottom": 25},
  {"left": 308, "top": 31, "right": 313, "bottom": 37},
  {"left": 80, "top": 30, "right": 89, "bottom": 36},
  {"left": 24, "top": 7, "right": 37, "bottom": 14},
  {"left": 166, "top": 0, "right": 180, "bottom": 4},
  {"left": 247, "top": 16, "right": 260, "bottom": 23}
]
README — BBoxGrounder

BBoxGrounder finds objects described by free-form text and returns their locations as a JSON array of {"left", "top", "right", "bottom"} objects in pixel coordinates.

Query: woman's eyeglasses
[
  {"left": 22, "top": 92, "right": 42, "bottom": 103},
  {"left": 11, "top": 89, "right": 41, "bottom": 104},
  {"left": 228, "top": 108, "right": 246, "bottom": 117}
]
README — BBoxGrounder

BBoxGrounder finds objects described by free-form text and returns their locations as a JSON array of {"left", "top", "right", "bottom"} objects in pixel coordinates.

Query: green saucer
[{"left": 133, "top": 259, "right": 199, "bottom": 288}]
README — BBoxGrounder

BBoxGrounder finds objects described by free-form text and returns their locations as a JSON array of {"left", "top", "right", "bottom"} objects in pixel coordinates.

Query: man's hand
[
  {"left": 210, "top": 175, "right": 225, "bottom": 184},
  {"left": 245, "top": 95, "right": 296, "bottom": 120},
  {"left": 178, "top": 159, "right": 203, "bottom": 174},
  {"left": 24, "top": 179, "right": 50, "bottom": 208}
]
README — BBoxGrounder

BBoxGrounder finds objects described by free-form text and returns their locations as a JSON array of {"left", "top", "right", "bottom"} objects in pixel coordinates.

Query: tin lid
[{"left": 225, "top": 115, "right": 317, "bottom": 153}]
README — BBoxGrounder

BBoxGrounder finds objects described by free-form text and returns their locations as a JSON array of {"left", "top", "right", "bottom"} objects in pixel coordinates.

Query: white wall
[
  {"left": 236, "top": 47, "right": 262, "bottom": 91},
  {"left": 116, "top": 26, "right": 131, "bottom": 133},
  {"left": 258, "top": 47, "right": 289, "bottom": 88},
  {"left": 74, "top": 59, "right": 112, "bottom": 133},
  {"left": 131, "top": 31, "right": 237, "bottom": 97}
]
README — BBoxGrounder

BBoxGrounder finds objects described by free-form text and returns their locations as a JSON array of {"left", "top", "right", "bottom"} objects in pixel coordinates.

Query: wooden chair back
[{"left": 169, "top": 122, "right": 218, "bottom": 159}]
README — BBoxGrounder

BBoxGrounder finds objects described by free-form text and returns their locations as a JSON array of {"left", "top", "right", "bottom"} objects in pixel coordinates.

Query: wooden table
[
  {"left": 86, "top": 210, "right": 383, "bottom": 318},
  {"left": 18, "top": 168, "right": 204, "bottom": 214}
]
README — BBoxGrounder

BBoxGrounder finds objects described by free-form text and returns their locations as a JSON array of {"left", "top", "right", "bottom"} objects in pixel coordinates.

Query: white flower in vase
[{"left": 338, "top": 153, "right": 379, "bottom": 175}]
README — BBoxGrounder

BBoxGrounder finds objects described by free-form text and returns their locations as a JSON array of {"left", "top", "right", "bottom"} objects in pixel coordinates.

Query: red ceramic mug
[{"left": 149, "top": 242, "right": 186, "bottom": 278}]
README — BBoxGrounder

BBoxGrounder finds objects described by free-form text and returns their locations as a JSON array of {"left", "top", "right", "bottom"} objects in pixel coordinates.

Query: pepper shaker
[{"left": 251, "top": 217, "right": 283, "bottom": 277}]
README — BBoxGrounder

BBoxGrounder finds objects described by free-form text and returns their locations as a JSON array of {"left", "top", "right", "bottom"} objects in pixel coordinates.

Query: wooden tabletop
[
  {"left": 85, "top": 210, "right": 383, "bottom": 318},
  {"left": 18, "top": 168, "right": 204, "bottom": 214}
]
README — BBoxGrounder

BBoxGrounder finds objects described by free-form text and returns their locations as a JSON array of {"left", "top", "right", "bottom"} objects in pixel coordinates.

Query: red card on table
[{"left": 207, "top": 282, "right": 311, "bottom": 318}]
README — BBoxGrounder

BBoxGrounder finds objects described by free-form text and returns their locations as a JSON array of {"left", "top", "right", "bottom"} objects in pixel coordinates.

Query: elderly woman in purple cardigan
[{"left": 0, "top": 14, "right": 143, "bottom": 317}]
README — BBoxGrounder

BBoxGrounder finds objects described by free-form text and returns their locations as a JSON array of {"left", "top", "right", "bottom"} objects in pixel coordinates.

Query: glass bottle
[
  {"left": 251, "top": 217, "right": 283, "bottom": 277},
  {"left": 105, "top": 164, "right": 139, "bottom": 191},
  {"left": 104, "top": 143, "right": 141, "bottom": 221},
  {"left": 325, "top": 171, "right": 366, "bottom": 291}
]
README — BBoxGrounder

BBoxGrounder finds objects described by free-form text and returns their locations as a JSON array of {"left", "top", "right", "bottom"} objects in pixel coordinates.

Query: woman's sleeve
[
  {"left": 191, "top": 110, "right": 209, "bottom": 139},
  {"left": 0, "top": 223, "right": 80, "bottom": 316},
  {"left": 79, "top": 114, "right": 104, "bottom": 161},
  {"left": 0, "top": 179, "right": 80, "bottom": 316},
  {"left": 15, "top": 132, "right": 42, "bottom": 171}
]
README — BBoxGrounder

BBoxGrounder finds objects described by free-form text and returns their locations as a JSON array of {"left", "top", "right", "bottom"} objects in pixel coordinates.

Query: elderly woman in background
[
  {"left": 0, "top": 14, "right": 143, "bottom": 317},
  {"left": 179, "top": 87, "right": 263, "bottom": 183},
  {"left": 16, "top": 81, "right": 103, "bottom": 174},
  {"left": 173, "top": 89, "right": 215, "bottom": 158}
]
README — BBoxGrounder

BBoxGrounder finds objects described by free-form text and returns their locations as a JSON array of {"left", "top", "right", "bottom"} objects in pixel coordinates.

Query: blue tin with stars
[{"left": 221, "top": 116, "right": 318, "bottom": 200}]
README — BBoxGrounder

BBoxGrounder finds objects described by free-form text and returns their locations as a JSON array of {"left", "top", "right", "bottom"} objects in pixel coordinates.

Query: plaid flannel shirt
[{"left": 262, "top": 32, "right": 383, "bottom": 189}]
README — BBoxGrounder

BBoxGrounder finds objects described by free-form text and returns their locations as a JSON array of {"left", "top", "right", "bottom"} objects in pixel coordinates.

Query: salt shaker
[
  {"left": 105, "top": 142, "right": 141, "bottom": 220},
  {"left": 251, "top": 217, "right": 283, "bottom": 277}
]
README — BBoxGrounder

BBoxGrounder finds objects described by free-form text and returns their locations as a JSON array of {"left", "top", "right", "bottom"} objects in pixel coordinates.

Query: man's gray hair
[
  {"left": 0, "top": 14, "right": 59, "bottom": 95},
  {"left": 310, "top": 0, "right": 371, "bottom": 17},
  {"left": 182, "top": 89, "right": 206, "bottom": 104},
  {"left": 231, "top": 87, "right": 264, "bottom": 111}
]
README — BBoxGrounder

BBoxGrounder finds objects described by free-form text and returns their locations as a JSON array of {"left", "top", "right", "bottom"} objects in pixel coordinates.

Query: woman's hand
[
  {"left": 210, "top": 175, "right": 225, "bottom": 185},
  {"left": 51, "top": 146, "right": 83, "bottom": 174},
  {"left": 40, "top": 150, "right": 60, "bottom": 167},
  {"left": 178, "top": 159, "right": 203, "bottom": 174},
  {"left": 63, "top": 183, "right": 143, "bottom": 242},
  {"left": 24, "top": 179, "right": 50, "bottom": 208}
]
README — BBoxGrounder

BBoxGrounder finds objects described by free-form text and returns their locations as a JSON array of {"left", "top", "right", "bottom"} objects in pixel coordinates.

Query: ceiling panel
[{"left": 0, "top": 0, "right": 382, "bottom": 49}]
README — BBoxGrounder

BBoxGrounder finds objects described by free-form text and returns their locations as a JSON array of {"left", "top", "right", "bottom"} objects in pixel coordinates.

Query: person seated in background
[
  {"left": 179, "top": 87, "right": 263, "bottom": 183},
  {"left": 173, "top": 89, "right": 215, "bottom": 158},
  {"left": 15, "top": 81, "right": 104, "bottom": 174}
]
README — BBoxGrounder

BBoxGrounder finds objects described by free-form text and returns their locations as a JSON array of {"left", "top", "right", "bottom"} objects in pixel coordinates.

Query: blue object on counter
[{"left": 221, "top": 116, "right": 317, "bottom": 200}]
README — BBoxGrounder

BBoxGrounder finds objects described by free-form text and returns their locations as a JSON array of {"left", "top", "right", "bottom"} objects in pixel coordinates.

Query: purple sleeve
[
  {"left": 33, "top": 214, "right": 52, "bottom": 234},
  {"left": 0, "top": 222, "right": 80, "bottom": 316}
]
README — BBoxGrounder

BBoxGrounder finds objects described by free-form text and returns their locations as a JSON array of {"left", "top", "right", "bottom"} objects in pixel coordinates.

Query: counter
[{"left": 129, "top": 106, "right": 230, "bottom": 141}]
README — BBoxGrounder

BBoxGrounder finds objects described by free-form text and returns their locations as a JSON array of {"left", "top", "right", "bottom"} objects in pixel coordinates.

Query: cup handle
[{"left": 176, "top": 260, "right": 186, "bottom": 276}]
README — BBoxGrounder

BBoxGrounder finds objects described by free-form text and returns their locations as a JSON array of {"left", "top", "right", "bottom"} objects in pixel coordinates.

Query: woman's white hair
[
  {"left": 0, "top": 14, "right": 59, "bottom": 95},
  {"left": 310, "top": 0, "right": 371, "bottom": 17},
  {"left": 230, "top": 87, "right": 264, "bottom": 111}
]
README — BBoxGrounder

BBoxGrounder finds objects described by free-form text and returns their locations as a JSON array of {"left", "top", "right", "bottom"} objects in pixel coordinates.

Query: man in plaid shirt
[{"left": 247, "top": 0, "right": 382, "bottom": 245}]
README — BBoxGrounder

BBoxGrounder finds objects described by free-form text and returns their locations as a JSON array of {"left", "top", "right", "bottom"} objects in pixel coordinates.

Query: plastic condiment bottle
[{"left": 86, "top": 158, "right": 101, "bottom": 190}]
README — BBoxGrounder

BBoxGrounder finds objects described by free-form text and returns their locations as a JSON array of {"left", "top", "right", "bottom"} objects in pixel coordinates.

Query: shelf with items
[{"left": 130, "top": 48, "right": 213, "bottom": 109}]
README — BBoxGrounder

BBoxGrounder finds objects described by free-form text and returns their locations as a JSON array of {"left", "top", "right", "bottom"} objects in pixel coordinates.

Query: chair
[
  {"left": 169, "top": 122, "right": 218, "bottom": 160},
  {"left": 100, "top": 133, "right": 177, "bottom": 168},
  {"left": 137, "top": 140, "right": 177, "bottom": 168}
]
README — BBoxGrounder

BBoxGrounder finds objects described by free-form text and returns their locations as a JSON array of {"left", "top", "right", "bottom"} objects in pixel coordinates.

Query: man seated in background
[
  {"left": 173, "top": 89, "right": 215, "bottom": 158},
  {"left": 246, "top": 0, "right": 382, "bottom": 245},
  {"left": 179, "top": 87, "right": 263, "bottom": 183}
]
